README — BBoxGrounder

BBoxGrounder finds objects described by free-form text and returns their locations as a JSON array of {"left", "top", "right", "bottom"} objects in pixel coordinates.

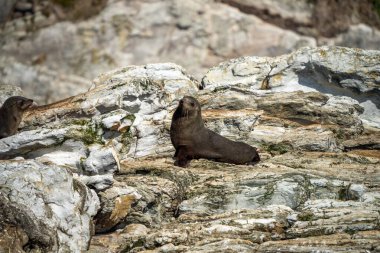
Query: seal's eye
[{"left": 190, "top": 102, "right": 195, "bottom": 107}]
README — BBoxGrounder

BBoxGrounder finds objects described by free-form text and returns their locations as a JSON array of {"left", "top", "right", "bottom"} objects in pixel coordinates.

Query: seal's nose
[
  {"left": 181, "top": 97, "right": 191, "bottom": 104},
  {"left": 30, "top": 101, "right": 38, "bottom": 108}
]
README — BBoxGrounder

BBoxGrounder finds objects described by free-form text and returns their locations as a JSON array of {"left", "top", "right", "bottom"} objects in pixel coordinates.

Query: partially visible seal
[
  {"left": 170, "top": 96, "right": 260, "bottom": 167},
  {"left": 0, "top": 96, "right": 35, "bottom": 139}
]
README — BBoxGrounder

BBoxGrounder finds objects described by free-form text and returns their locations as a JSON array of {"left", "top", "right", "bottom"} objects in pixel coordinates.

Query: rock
[
  {"left": 0, "top": 225, "right": 28, "bottom": 253},
  {"left": 0, "top": 56, "right": 92, "bottom": 104},
  {"left": 221, "top": 0, "right": 380, "bottom": 39},
  {"left": 0, "top": 0, "right": 17, "bottom": 23},
  {"left": 86, "top": 148, "right": 380, "bottom": 252},
  {"left": 202, "top": 46, "right": 380, "bottom": 128},
  {"left": 198, "top": 90, "right": 362, "bottom": 153},
  {"left": 82, "top": 144, "right": 119, "bottom": 175},
  {"left": 0, "top": 0, "right": 317, "bottom": 103},
  {"left": 342, "top": 128, "right": 380, "bottom": 151},
  {"left": 92, "top": 159, "right": 194, "bottom": 234},
  {"left": 287, "top": 199, "right": 380, "bottom": 239},
  {"left": 75, "top": 174, "right": 114, "bottom": 192},
  {"left": 0, "top": 46, "right": 379, "bottom": 252},
  {"left": 0, "top": 63, "right": 198, "bottom": 162},
  {"left": 30, "top": 139, "right": 88, "bottom": 170},
  {"left": 95, "top": 185, "right": 141, "bottom": 233},
  {"left": 117, "top": 160, "right": 194, "bottom": 227},
  {"left": 89, "top": 223, "right": 150, "bottom": 252},
  {"left": 257, "top": 232, "right": 380, "bottom": 253},
  {"left": 0, "top": 160, "right": 100, "bottom": 252},
  {"left": 0, "top": 84, "right": 24, "bottom": 104},
  {"left": 89, "top": 204, "right": 293, "bottom": 252},
  {"left": 0, "top": 127, "right": 77, "bottom": 159},
  {"left": 334, "top": 24, "right": 380, "bottom": 50},
  {"left": 1, "top": 0, "right": 380, "bottom": 105}
]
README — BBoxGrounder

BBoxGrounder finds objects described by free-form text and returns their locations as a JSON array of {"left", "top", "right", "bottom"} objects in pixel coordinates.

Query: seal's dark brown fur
[
  {"left": 0, "top": 96, "right": 34, "bottom": 139},
  {"left": 170, "top": 96, "right": 260, "bottom": 167}
]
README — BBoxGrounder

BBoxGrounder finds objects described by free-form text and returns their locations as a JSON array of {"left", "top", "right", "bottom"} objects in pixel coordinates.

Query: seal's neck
[
  {"left": 0, "top": 105, "right": 22, "bottom": 130},
  {"left": 173, "top": 107, "right": 204, "bottom": 129}
]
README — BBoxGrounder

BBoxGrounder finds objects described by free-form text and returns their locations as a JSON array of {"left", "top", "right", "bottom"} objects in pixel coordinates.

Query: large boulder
[{"left": 0, "top": 160, "right": 99, "bottom": 252}]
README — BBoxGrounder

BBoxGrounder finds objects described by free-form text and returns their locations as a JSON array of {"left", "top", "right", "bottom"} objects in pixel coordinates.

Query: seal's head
[
  {"left": 0, "top": 96, "right": 37, "bottom": 139},
  {"left": 2, "top": 96, "right": 35, "bottom": 112},
  {"left": 177, "top": 96, "right": 201, "bottom": 118}
]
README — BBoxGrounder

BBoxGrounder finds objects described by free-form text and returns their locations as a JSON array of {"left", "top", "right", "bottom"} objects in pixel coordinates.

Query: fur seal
[
  {"left": 170, "top": 96, "right": 260, "bottom": 167},
  {"left": 0, "top": 96, "right": 35, "bottom": 139}
]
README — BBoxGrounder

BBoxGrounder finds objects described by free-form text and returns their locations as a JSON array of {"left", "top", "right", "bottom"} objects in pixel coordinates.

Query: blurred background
[{"left": 1, "top": 0, "right": 380, "bottom": 104}]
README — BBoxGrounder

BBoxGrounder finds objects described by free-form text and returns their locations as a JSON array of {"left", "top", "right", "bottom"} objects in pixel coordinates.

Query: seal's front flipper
[{"left": 174, "top": 146, "right": 192, "bottom": 168}]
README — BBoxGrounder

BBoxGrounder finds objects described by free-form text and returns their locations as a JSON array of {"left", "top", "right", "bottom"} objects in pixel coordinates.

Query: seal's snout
[
  {"left": 181, "top": 97, "right": 190, "bottom": 104},
  {"left": 21, "top": 99, "right": 35, "bottom": 110},
  {"left": 30, "top": 101, "right": 38, "bottom": 108},
  {"left": 181, "top": 96, "right": 197, "bottom": 107}
]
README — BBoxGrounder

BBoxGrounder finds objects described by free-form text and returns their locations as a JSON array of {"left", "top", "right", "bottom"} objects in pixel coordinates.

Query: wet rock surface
[{"left": 0, "top": 46, "right": 379, "bottom": 252}]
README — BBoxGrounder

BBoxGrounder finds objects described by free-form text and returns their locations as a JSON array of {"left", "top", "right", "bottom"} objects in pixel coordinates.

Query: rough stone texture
[
  {"left": 0, "top": 0, "right": 317, "bottom": 104},
  {"left": 82, "top": 144, "right": 120, "bottom": 175},
  {"left": 0, "top": 57, "right": 92, "bottom": 105},
  {"left": 0, "top": 46, "right": 379, "bottom": 252},
  {"left": 202, "top": 46, "right": 380, "bottom": 128},
  {"left": 0, "top": 160, "right": 100, "bottom": 252},
  {"left": 0, "top": 84, "right": 24, "bottom": 104},
  {"left": 88, "top": 152, "right": 380, "bottom": 252},
  {"left": 0, "top": 63, "right": 198, "bottom": 161},
  {"left": 2, "top": 0, "right": 380, "bottom": 105},
  {"left": 333, "top": 24, "right": 380, "bottom": 50},
  {"left": 94, "top": 162, "right": 194, "bottom": 234},
  {"left": 221, "top": 0, "right": 380, "bottom": 38},
  {"left": 1, "top": 1, "right": 380, "bottom": 105}
]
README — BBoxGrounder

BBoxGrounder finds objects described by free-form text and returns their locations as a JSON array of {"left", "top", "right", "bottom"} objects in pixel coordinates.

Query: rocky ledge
[{"left": 0, "top": 46, "right": 379, "bottom": 252}]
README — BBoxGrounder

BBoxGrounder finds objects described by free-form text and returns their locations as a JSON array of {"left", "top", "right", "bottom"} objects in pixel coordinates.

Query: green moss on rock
[
  {"left": 298, "top": 211, "right": 315, "bottom": 221},
  {"left": 67, "top": 122, "right": 104, "bottom": 146},
  {"left": 82, "top": 124, "right": 103, "bottom": 145},
  {"left": 263, "top": 143, "right": 291, "bottom": 155}
]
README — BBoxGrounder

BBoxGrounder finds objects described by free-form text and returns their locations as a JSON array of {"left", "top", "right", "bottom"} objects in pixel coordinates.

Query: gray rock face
[
  {"left": 0, "top": 0, "right": 317, "bottom": 104},
  {"left": 202, "top": 46, "right": 380, "bottom": 128},
  {"left": 1, "top": 0, "right": 380, "bottom": 105},
  {"left": 82, "top": 144, "right": 119, "bottom": 175},
  {"left": 0, "top": 84, "right": 23, "bottom": 104},
  {"left": 0, "top": 0, "right": 17, "bottom": 23},
  {"left": 334, "top": 24, "right": 380, "bottom": 50},
  {"left": 90, "top": 153, "right": 380, "bottom": 252},
  {"left": 0, "top": 160, "right": 99, "bottom": 252},
  {"left": 0, "top": 58, "right": 92, "bottom": 105},
  {"left": 0, "top": 63, "right": 198, "bottom": 161},
  {"left": 0, "top": 46, "right": 380, "bottom": 252}
]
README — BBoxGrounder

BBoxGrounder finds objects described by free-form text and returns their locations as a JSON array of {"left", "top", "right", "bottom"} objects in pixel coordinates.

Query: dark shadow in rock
[{"left": 296, "top": 62, "right": 380, "bottom": 108}]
